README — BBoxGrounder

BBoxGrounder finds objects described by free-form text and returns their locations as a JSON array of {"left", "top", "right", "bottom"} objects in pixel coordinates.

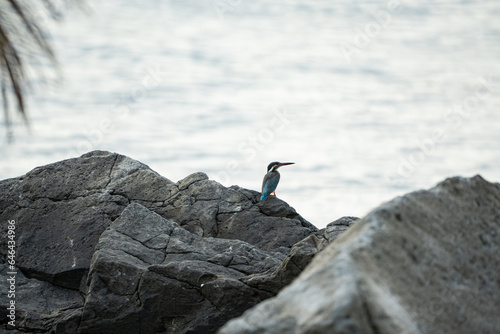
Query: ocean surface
[{"left": 1, "top": 0, "right": 500, "bottom": 228}]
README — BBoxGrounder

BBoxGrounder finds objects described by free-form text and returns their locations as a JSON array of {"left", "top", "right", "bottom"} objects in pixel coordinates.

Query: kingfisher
[{"left": 260, "top": 161, "right": 295, "bottom": 200}]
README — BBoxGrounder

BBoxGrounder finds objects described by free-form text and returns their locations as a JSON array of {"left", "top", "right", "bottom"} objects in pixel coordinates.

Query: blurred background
[{"left": 1, "top": 0, "right": 499, "bottom": 228}]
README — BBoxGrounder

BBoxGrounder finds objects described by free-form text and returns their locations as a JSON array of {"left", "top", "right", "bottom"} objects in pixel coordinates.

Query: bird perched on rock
[{"left": 261, "top": 161, "right": 294, "bottom": 200}]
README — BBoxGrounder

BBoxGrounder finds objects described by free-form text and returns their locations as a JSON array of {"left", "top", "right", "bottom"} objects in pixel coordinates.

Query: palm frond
[{"left": 0, "top": 0, "right": 61, "bottom": 140}]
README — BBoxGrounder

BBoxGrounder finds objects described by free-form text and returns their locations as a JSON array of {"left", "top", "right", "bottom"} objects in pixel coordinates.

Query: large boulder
[
  {"left": 0, "top": 151, "right": 315, "bottom": 290},
  {"left": 79, "top": 203, "right": 285, "bottom": 333},
  {"left": 0, "top": 151, "right": 319, "bottom": 333},
  {"left": 218, "top": 175, "right": 500, "bottom": 334},
  {"left": 0, "top": 152, "right": 132, "bottom": 290}
]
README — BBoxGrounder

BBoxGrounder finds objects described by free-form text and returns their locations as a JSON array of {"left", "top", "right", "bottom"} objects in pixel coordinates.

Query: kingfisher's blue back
[{"left": 261, "top": 171, "right": 280, "bottom": 200}]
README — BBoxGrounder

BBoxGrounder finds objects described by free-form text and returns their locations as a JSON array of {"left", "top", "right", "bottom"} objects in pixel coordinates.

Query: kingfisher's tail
[{"left": 260, "top": 193, "right": 268, "bottom": 201}]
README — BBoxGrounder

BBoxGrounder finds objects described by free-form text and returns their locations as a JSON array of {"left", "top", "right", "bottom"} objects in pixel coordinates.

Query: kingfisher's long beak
[{"left": 278, "top": 162, "right": 295, "bottom": 167}]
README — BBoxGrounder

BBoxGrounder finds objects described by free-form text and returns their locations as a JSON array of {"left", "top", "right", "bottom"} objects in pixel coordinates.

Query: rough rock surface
[
  {"left": 219, "top": 175, "right": 500, "bottom": 334},
  {"left": 0, "top": 264, "right": 83, "bottom": 331},
  {"left": 242, "top": 216, "right": 359, "bottom": 294},
  {"left": 0, "top": 151, "right": 320, "bottom": 333},
  {"left": 79, "top": 203, "right": 284, "bottom": 333}
]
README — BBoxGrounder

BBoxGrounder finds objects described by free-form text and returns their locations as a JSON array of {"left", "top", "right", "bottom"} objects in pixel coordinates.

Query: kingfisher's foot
[{"left": 272, "top": 192, "right": 276, "bottom": 197}]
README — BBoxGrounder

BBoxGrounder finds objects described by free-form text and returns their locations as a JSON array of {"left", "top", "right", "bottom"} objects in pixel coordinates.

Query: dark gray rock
[
  {"left": 0, "top": 151, "right": 157, "bottom": 290},
  {"left": 79, "top": 203, "right": 284, "bottom": 334},
  {"left": 0, "top": 263, "right": 83, "bottom": 333},
  {"left": 158, "top": 175, "right": 315, "bottom": 253},
  {"left": 0, "top": 151, "right": 321, "bottom": 333},
  {"left": 0, "top": 151, "right": 315, "bottom": 291},
  {"left": 218, "top": 175, "right": 500, "bottom": 334},
  {"left": 242, "top": 216, "right": 359, "bottom": 294}
]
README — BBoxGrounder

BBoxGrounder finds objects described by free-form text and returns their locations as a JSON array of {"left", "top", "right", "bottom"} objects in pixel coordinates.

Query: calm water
[{"left": 1, "top": 0, "right": 500, "bottom": 228}]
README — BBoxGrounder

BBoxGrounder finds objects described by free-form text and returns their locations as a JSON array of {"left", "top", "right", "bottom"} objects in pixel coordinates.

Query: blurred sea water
[{"left": 1, "top": 0, "right": 500, "bottom": 228}]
